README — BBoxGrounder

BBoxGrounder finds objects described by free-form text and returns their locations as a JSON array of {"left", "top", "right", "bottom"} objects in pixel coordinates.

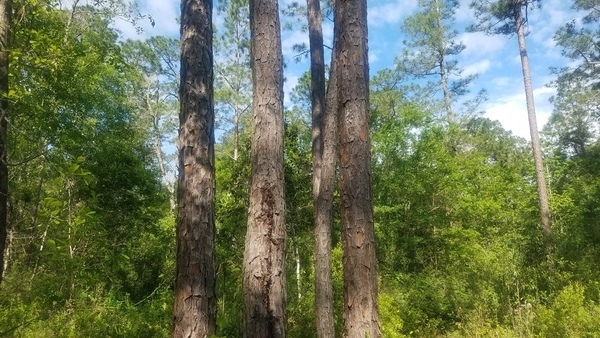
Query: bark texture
[
  {"left": 0, "top": 0, "right": 11, "bottom": 284},
  {"left": 335, "top": 0, "right": 381, "bottom": 336},
  {"left": 172, "top": 0, "right": 217, "bottom": 336},
  {"left": 307, "top": 0, "right": 336, "bottom": 336},
  {"left": 515, "top": 6, "right": 552, "bottom": 245},
  {"left": 242, "top": 0, "right": 286, "bottom": 335}
]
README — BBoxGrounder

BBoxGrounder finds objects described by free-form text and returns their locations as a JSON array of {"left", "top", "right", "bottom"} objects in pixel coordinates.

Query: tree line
[{"left": 1, "top": 0, "right": 600, "bottom": 337}]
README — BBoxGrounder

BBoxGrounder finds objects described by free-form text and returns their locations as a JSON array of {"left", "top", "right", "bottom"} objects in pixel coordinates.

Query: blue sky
[{"left": 114, "top": 0, "right": 580, "bottom": 140}]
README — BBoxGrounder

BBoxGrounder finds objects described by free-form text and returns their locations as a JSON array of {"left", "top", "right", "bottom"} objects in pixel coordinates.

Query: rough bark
[
  {"left": 335, "top": 0, "right": 381, "bottom": 336},
  {"left": 515, "top": 6, "right": 552, "bottom": 246},
  {"left": 307, "top": 0, "right": 336, "bottom": 336},
  {"left": 0, "top": 0, "right": 11, "bottom": 285},
  {"left": 172, "top": 0, "right": 217, "bottom": 336},
  {"left": 242, "top": 0, "right": 286, "bottom": 335}
]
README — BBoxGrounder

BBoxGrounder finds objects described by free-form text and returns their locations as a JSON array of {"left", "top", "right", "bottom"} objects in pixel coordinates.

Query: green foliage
[
  {"left": 535, "top": 284, "right": 600, "bottom": 337},
  {"left": 397, "top": 0, "right": 478, "bottom": 116},
  {"left": 214, "top": 132, "right": 250, "bottom": 337},
  {"left": 469, "top": 0, "right": 541, "bottom": 36},
  {"left": 2, "top": 1, "right": 600, "bottom": 337},
  {"left": 546, "top": 0, "right": 600, "bottom": 157},
  {"left": 1, "top": 1, "right": 173, "bottom": 336}
]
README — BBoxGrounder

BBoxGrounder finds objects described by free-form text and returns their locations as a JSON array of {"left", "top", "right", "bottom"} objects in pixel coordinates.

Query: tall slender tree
[
  {"left": 306, "top": 0, "right": 336, "bottom": 336},
  {"left": 546, "top": 0, "right": 600, "bottom": 156},
  {"left": 399, "top": 0, "right": 472, "bottom": 120},
  {"left": 470, "top": 0, "right": 551, "bottom": 248},
  {"left": 242, "top": 0, "right": 286, "bottom": 335},
  {"left": 172, "top": 0, "right": 217, "bottom": 336},
  {"left": 335, "top": 0, "right": 381, "bottom": 336},
  {"left": 122, "top": 37, "right": 180, "bottom": 211},
  {"left": 0, "top": 0, "right": 10, "bottom": 284},
  {"left": 214, "top": 0, "right": 252, "bottom": 161}
]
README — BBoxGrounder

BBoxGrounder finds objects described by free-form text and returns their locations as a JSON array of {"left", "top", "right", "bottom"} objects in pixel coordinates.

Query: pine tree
[
  {"left": 399, "top": 0, "right": 473, "bottom": 120},
  {"left": 214, "top": 0, "right": 252, "bottom": 161},
  {"left": 172, "top": 0, "right": 217, "bottom": 336},
  {"left": 306, "top": 0, "right": 335, "bottom": 336},
  {"left": 470, "top": 0, "right": 552, "bottom": 248},
  {"left": 547, "top": 0, "right": 600, "bottom": 156},
  {"left": 0, "top": 0, "right": 10, "bottom": 284},
  {"left": 242, "top": 0, "right": 287, "bottom": 335},
  {"left": 335, "top": 0, "right": 381, "bottom": 335}
]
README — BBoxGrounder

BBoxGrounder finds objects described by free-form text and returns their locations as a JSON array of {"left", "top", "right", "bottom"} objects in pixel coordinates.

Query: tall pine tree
[
  {"left": 242, "top": 0, "right": 287, "bottom": 335},
  {"left": 0, "top": 0, "right": 10, "bottom": 284},
  {"left": 335, "top": 0, "right": 381, "bottom": 335},
  {"left": 172, "top": 0, "right": 217, "bottom": 336},
  {"left": 470, "top": 0, "right": 552, "bottom": 250}
]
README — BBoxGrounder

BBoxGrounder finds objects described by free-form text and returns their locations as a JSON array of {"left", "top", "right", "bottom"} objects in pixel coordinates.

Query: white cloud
[
  {"left": 454, "top": 0, "right": 475, "bottom": 23},
  {"left": 483, "top": 87, "right": 556, "bottom": 140},
  {"left": 528, "top": 0, "right": 572, "bottom": 46},
  {"left": 491, "top": 76, "right": 513, "bottom": 88},
  {"left": 459, "top": 32, "right": 507, "bottom": 57},
  {"left": 369, "top": 51, "right": 380, "bottom": 63},
  {"left": 284, "top": 75, "right": 299, "bottom": 107},
  {"left": 322, "top": 22, "right": 334, "bottom": 48},
  {"left": 282, "top": 29, "right": 309, "bottom": 61},
  {"left": 368, "top": 0, "right": 417, "bottom": 27},
  {"left": 112, "top": 0, "right": 179, "bottom": 40},
  {"left": 463, "top": 59, "right": 491, "bottom": 76}
]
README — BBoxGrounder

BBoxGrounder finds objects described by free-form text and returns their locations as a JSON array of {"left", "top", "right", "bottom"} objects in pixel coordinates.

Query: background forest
[{"left": 1, "top": 0, "right": 600, "bottom": 337}]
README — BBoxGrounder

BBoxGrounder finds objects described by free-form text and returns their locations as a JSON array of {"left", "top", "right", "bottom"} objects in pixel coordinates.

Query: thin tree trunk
[
  {"left": 515, "top": 6, "right": 552, "bottom": 248},
  {"left": 0, "top": 0, "right": 11, "bottom": 285},
  {"left": 144, "top": 81, "right": 176, "bottom": 211},
  {"left": 295, "top": 242, "right": 301, "bottom": 299},
  {"left": 172, "top": 0, "right": 217, "bottom": 336},
  {"left": 234, "top": 106, "right": 239, "bottom": 161},
  {"left": 242, "top": 0, "right": 286, "bottom": 335},
  {"left": 3, "top": 220, "right": 10, "bottom": 276},
  {"left": 434, "top": 0, "right": 453, "bottom": 120},
  {"left": 335, "top": 0, "right": 381, "bottom": 336},
  {"left": 148, "top": 103, "right": 175, "bottom": 211},
  {"left": 307, "top": 0, "right": 335, "bottom": 335}
]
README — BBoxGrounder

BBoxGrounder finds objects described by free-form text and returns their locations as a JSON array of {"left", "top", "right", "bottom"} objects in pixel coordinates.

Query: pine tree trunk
[
  {"left": 335, "top": 0, "right": 381, "bottom": 336},
  {"left": 307, "top": 0, "right": 336, "bottom": 335},
  {"left": 434, "top": 0, "right": 453, "bottom": 120},
  {"left": 242, "top": 0, "right": 286, "bottom": 335},
  {"left": 515, "top": 6, "right": 552, "bottom": 247},
  {"left": 0, "top": 0, "right": 11, "bottom": 285},
  {"left": 172, "top": 0, "right": 217, "bottom": 336}
]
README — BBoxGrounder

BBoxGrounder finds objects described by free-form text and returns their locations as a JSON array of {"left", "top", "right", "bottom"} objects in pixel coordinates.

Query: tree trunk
[
  {"left": 172, "top": 0, "right": 217, "bottom": 336},
  {"left": 0, "top": 0, "right": 11, "bottom": 285},
  {"left": 515, "top": 6, "right": 552, "bottom": 247},
  {"left": 335, "top": 0, "right": 381, "bottom": 336},
  {"left": 147, "top": 90, "right": 176, "bottom": 211},
  {"left": 242, "top": 0, "right": 286, "bottom": 335},
  {"left": 434, "top": 0, "right": 453, "bottom": 121},
  {"left": 234, "top": 106, "right": 239, "bottom": 161},
  {"left": 307, "top": 0, "right": 336, "bottom": 336}
]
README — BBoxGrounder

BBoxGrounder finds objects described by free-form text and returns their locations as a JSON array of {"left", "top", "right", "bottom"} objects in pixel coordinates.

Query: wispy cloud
[
  {"left": 483, "top": 86, "right": 556, "bottom": 140},
  {"left": 369, "top": 51, "right": 380, "bottom": 63},
  {"left": 491, "top": 76, "right": 513, "bottom": 88},
  {"left": 112, "top": 0, "right": 179, "bottom": 40},
  {"left": 282, "top": 29, "right": 309, "bottom": 61},
  {"left": 462, "top": 59, "right": 491, "bottom": 76},
  {"left": 284, "top": 75, "right": 299, "bottom": 107},
  {"left": 459, "top": 32, "right": 507, "bottom": 57},
  {"left": 368, "top": 0, "right": 417, "bottom": 27},
  {"left": 454, "top": 0, "right": 475, "bottom": 23}
]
